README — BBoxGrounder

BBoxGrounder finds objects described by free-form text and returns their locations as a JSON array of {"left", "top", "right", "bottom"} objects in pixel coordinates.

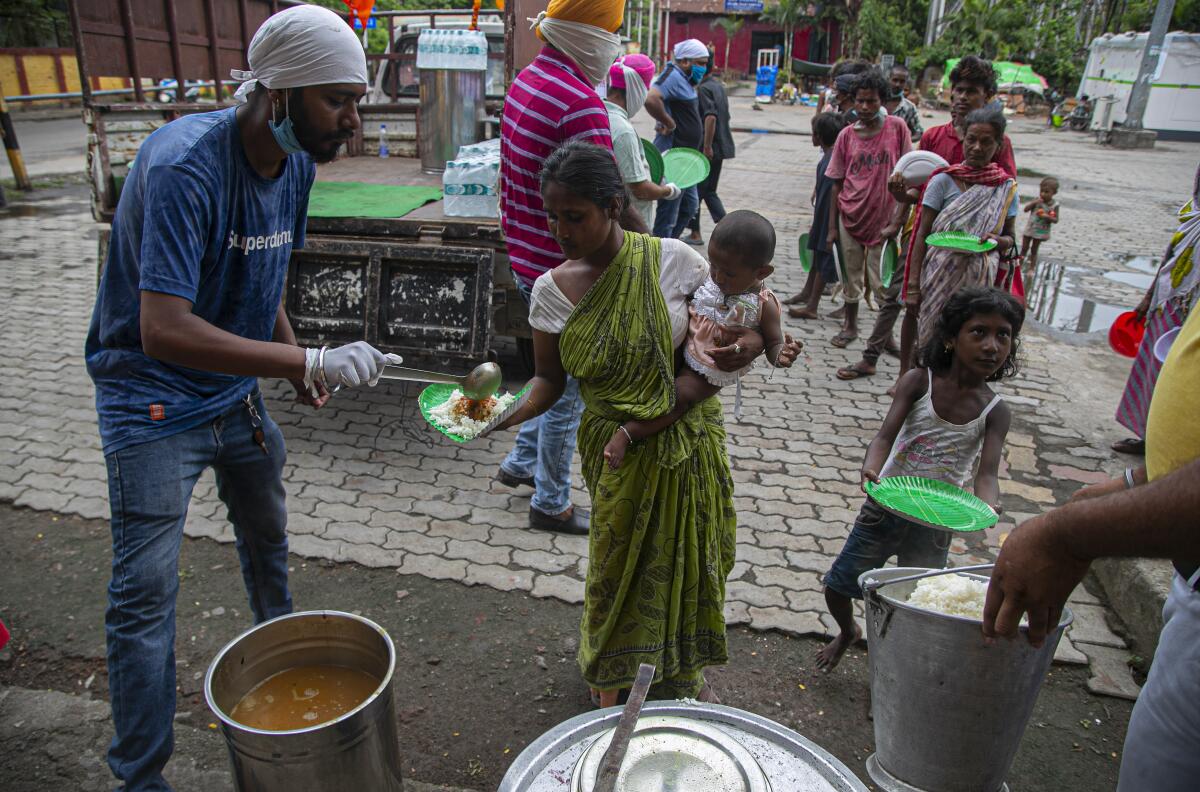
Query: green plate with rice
[
  {"left": 418, "top": 383, "right": 530, "bottom": 444},
  {"left": 865, "top": 476, "right": 998, "bottom": 533},
  {"left": 925, "top": 231, "right": 998, "bottom": 253}
]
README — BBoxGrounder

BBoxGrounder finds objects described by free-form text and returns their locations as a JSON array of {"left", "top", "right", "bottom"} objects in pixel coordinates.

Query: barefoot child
[
  {"left": 825, "top": 67, "right": 912, "bottom": 348},
  {"left": 1020, "top": 177, "right": 1060, "bottom": 278},
  {"left": 605, "top": 210, "right": 802, "bottom": 468},
  {"left": 786, "top": 112, "right": 845, "bottom": 319},
  {"left": 816, "top": 286, "right": 1022, "bottom": 671}
]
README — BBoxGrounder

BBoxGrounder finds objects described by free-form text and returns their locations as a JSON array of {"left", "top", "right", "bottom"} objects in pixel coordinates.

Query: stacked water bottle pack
[{"left": 443, "top": 138, "right": 500, "bottom": 218}]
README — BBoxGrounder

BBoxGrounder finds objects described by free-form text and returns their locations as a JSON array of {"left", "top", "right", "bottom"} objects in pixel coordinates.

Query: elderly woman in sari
[
  {"left": 904, "top": 107, "right": 1019, "bottom": 355},
  {"left": 496, "top": 141, "right": 798, "bottom": 706}
]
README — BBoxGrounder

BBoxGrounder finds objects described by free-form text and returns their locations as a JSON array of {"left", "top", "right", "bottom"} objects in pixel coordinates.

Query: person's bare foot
[
  {"left": 789, "top": 306, "right": 820, "bottom": 320},
  {"left": 815, "top": 624, "right": 861, "bottom": 672},
  {"left": 836, "top": 360, "right": 876, "bottom": 380},
  {"left": 598, "top": 688, "right": 620, "bottom": 708},
  {"left": 697, "top": 682, "right": 721, "bottom": 703},
  {"left": 829, "top": 306, "right": 846, "bottom": 320},
  {"left": 783, "top": 291, "right": 810, "bottom": 305},
  {"left": 830, "top": 329, "right": 858, "bottom": 348}
]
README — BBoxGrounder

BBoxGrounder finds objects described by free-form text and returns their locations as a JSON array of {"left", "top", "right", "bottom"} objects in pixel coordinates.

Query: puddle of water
[
  {"left": 1027, "top": 263, "right": 1127, "bottom": 334},
  {"left": 1121, "top": 256, "right": 1160, "bottom": 275},
  {"left": 0, "top": 204, "right": 46, "bottom": 218},
  {"left": 1104, "top": 270, "right": 1154, "bottom": 290}
]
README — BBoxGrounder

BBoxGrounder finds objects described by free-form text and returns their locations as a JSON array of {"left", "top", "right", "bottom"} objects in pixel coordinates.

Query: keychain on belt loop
[{"left": 244, "top": 394, "right": 269, "bottom": 455}]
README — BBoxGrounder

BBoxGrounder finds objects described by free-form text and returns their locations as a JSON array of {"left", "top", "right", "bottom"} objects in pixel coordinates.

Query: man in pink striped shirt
[{"left": 496, "top": 3, "right": 646, "bottom": 535}]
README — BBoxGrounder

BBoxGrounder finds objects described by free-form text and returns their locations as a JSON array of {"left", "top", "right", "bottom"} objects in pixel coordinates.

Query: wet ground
[
  {"left": 0, "top": 504, "right": 1132, "bottom": 791},
  {"left": 1026, "top": 254, "right": 1158, "bottom": 335}
]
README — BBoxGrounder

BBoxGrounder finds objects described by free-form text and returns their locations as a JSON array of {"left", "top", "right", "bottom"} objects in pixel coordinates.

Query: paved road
[
  {"left": 4, "top": 99, "right": 1196, "bottom": 694},
  {"left": 5, "top": 116, "right": 86, "bottom": 179}
]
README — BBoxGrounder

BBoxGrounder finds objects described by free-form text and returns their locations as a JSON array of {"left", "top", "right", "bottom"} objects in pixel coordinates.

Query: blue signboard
[
  {"left": 351, "top": 16, "right": 378, "bottom": 29},
  {"left": 724, "top": 0, "right": 764, "bottom": 11}
]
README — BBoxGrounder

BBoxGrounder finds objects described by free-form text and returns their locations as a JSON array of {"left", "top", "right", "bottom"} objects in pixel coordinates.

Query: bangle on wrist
[
  {"left": 1123, "top": 467, "right": 1137, "bottom": 490},
  {"left": 619, "top": 425, "right": 634, "bottom": 444}
]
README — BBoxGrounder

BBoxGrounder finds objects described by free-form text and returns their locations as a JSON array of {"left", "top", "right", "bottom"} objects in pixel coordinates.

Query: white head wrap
[
  {"left": 230, "top": 5, "right": 367, "bottom": 103},
  {"left": 673, "top": 39, "right": 708, "bottom": 61},
  {"left": 618, "top": 65, "right": 648, "bottom": 117},
  {"left": 608, "top": 55, "right": 654, "bottom": 118},
  {"left": 529, "top": 13, "right": 622, "bottom": 87}
]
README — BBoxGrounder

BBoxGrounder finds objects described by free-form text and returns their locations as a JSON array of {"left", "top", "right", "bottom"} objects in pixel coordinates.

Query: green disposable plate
[
  {"left": 798, "top": 232, "right": 812, "bottom": 272},
  {"left": 418, "top": 383, "right": 531, "bottom": 444},
  {"left": 641, "top": 138, "right": 664, "bottom": 185},
  {"left": 662, "top": 147, "right": 710, "bottom": 190},
  {"left": 925, "top": 231, "right": 998, "bottom": 253},
  {"left": 880, "top": 237, "right": 899, "bottom": 288},
  {"left": 865, "top": 476, "right": 998, "bottom": 533}
]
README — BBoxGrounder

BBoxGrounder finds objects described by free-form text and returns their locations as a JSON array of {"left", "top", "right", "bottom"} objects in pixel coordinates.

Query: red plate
[{"left": 1109, "top": 311, "right": 1146, "bottom": 358}]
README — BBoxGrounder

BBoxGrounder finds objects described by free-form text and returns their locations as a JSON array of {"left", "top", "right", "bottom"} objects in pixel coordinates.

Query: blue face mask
[
  {"left": 269, "top": 94, "right": 306, "bottom": 156},
  {"left": 689, "top": 64, "right": 707, "bottom": 85}
]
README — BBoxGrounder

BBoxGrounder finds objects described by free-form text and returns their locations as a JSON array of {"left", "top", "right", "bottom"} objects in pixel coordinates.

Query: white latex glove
[
  {"left": 304, "top": 342, "right": 402, "bottom": 392},
  {"left": 664, "top": 182, "right": 682, "bottom": 201}
]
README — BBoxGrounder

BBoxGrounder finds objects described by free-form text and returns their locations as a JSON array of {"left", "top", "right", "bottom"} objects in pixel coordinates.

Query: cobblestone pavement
[{"left": 3, "top": 102, "right": 1198, "bottom": 691}]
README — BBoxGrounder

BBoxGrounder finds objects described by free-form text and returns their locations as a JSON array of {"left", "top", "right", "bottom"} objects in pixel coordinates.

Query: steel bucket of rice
[{"left": 857, "top": 566, "right": 1073, "bottom": 792}]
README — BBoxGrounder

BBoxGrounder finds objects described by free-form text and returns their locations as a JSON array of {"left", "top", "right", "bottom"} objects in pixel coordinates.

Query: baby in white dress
[{"left": 605, "top": 211, "right": 799, "bottom": 469}]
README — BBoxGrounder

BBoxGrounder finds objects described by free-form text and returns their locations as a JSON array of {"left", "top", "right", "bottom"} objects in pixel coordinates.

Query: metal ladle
[{"left": 379, "top": 361, "right": 503, "bottom": 401}]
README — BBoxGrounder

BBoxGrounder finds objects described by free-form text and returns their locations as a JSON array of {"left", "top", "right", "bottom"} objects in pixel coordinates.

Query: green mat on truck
[{"left": 306, "top": 181, "right": 444, "bottom": 219}]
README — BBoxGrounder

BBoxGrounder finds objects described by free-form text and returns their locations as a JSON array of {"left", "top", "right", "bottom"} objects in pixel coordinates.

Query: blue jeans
[
  {"left": 502, "top": 281, "right": 584, "bottom": 514},
  {"left": 104, "top": 391, "right": 292, "bottom": 791},
  {"left": 1117, "top": 574, "right": 1200, "bottom": 792},
  {"left": 824, "top": 499, "right": 951, "bottom": 599},
  {"left": 652, "top": 184, "right": 700, "bottom": 239}
]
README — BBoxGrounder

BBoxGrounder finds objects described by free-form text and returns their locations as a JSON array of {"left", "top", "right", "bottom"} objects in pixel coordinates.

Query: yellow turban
[{"left": 535, "top": 0, "right": 624, "bottom": 40}]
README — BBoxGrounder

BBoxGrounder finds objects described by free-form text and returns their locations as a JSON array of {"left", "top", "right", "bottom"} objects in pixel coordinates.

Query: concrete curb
[{"left": 1091, "top": 557, "right": 1172, "bottom": 667}]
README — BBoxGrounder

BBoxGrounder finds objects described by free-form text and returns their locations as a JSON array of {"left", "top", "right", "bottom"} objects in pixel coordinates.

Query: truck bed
[{"left": 313, "top": 155, "right": 499, "bottom": 231}]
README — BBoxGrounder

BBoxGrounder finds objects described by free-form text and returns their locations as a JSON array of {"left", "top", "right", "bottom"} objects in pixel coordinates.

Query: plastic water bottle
[{"left": 378, "top": 123, "right": 388, "bottom": 158}]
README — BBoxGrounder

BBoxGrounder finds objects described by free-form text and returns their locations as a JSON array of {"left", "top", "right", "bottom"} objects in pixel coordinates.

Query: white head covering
[
  {"left": 608, "top": 55, "right": 654, "bottom": 118},
  {"left": 529, "top": 13, "right": 622, "bottom": 87},
  {"left": 673, "top": 39, "right": 708, "bottom": 61},
  {"left": 230, "top": 5, "right": 367, "bottom": 103}
]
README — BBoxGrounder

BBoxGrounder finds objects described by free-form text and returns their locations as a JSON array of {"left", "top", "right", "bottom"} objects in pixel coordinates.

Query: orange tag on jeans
[{"left": 149, "top": 404, "right": 165, "bottom": 421}]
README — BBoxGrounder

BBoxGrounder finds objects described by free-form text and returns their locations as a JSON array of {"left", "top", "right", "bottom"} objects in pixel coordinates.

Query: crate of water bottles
[{"left": 443, "top": 138, "right": 500, "bottom": 218}]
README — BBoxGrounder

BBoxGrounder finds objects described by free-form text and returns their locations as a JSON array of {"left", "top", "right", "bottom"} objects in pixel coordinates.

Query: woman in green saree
[{"left": 497, "top": 142, "right": 796, "bottom": 706}]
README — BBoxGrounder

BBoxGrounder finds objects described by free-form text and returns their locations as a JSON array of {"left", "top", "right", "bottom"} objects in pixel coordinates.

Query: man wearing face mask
[
  {"left": 84, "top": 6, "right": 399, "bottom": 789},
  {"left": 645, "top": 39, "right": 708, "bottom": 240},
  {"left": 604, "top": 54, "right": 680, "bottom": 230},
  {"left": 497, "top": 0, "right": 647, "bottom": 535}
]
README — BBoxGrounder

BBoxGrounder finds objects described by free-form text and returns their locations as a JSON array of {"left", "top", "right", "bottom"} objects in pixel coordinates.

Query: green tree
[
  {"left": 1121, "top": 0, "right": 1200, "bottom": 30},
  {"left": 855, "top": 0, "right": 922, "bottom": 62},
  {"left": 711, "top": 15, "right": 745, "bottom": 74},
  {"left": 762, "top": 0, "right": 816, "bottom": 69},
  {"left": 0, "top": 0, "right": 70, "bottom": 48}
]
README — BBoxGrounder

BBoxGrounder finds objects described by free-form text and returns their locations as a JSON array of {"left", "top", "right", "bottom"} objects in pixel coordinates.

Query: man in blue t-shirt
[
  {"left": 83, "top": 7, "right": 396, "bottom": 790},
  {"left": 645, "top": 38, "right": 708, "bottom": 239}
]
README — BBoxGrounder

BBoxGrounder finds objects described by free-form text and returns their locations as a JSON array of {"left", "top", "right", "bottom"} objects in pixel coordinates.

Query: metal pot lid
[{"left": 571, "top": 715, "right": 772, "bottom": 792}]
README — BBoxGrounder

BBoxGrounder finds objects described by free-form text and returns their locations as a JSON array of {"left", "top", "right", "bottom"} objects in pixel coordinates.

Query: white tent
[{"left": 1080, "top": 30, "right": 1200, "bottom": 141}]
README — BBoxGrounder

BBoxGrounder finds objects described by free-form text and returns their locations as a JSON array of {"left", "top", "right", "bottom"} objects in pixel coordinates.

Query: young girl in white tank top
[{"left": 816, "top": 286, "right": 1025, "bottom": 672}]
